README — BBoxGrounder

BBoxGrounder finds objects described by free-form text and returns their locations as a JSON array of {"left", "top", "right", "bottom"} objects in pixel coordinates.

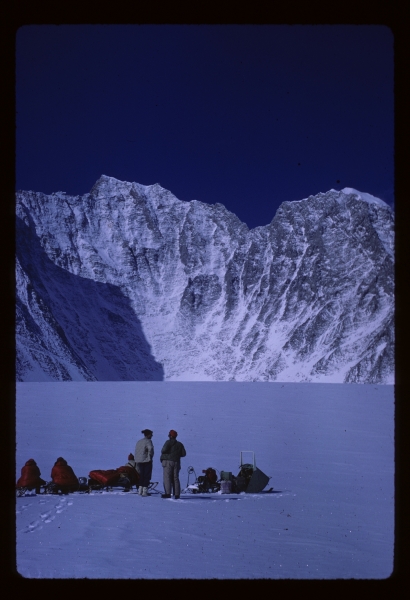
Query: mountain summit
[{"left": 16, "top": 177, "right": 394, "bottom": 383}]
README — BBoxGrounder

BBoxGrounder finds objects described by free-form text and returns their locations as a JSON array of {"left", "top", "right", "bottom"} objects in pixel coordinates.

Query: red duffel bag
[{"left": 88, "top": 469, "right": 121, "bottom": 486}]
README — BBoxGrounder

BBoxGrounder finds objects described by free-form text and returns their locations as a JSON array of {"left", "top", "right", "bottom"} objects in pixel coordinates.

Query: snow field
[{"left": 16, "top": 381, "right": 394, "bottom": 579}]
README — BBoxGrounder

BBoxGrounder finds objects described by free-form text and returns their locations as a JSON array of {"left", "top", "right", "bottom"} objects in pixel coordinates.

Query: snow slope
[{"left": 15, "top": 381, "right": 394, "bottom": 579}]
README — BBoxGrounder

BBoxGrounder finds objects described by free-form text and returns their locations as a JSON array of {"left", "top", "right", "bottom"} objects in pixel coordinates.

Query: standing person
[
  {"left": 160, "top": 430, "right": 186, "bottom": 499},
  {"left": 134, "top": 429, "right": 154, "bottom": 496}
]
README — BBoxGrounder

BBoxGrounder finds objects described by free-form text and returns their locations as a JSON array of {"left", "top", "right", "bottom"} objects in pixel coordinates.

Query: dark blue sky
[{"left": 16, "top": 25, "right": 394, "bottom": 229}]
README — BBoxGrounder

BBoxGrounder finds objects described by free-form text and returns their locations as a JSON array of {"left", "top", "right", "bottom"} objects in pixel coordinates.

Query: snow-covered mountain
[{"left": 16, "top": 176, "right": 394, "bottom": 383}]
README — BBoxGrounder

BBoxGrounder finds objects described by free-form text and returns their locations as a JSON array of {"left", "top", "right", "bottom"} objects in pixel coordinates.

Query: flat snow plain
[{"left": 15, "top": 382, "right": 394, "bottom": 579}]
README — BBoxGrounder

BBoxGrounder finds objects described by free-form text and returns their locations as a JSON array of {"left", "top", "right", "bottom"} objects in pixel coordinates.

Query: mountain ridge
[{"left": 16, "top": 177, "right": 394, "bottom": 383}]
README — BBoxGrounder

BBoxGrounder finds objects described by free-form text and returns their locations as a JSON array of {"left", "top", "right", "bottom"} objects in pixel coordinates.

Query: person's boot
[
  {"left": 142, "top": 487, "right": 148, "bottom": 496},
  {"left": 161, "top": 493, "right": 171, "bottom": 498},
  {"left": 138, "top": 486, "right": 143, "bottom": 495}
]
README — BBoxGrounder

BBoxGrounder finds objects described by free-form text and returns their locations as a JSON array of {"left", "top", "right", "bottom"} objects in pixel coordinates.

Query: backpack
[{"left": 202, "top": 467, "right": 217, "bottom": 484}]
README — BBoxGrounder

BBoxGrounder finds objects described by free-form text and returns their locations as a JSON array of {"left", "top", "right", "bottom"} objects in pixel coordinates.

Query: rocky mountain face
[{"left": 16, "top": 176, "right": 394, "bottom": 383}]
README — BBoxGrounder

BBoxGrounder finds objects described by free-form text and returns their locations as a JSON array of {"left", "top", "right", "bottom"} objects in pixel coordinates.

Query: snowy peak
[
  {"left": 90, "top": 174, "right": 135, "bottom": 198},
  {"left": 15, "top": 178, "right": 394, "bottom": 383},
  {"left": 340, "top": 187, "right": 390, "bottom": 208},
  {"left": 288, "top": 187, "right": 391, "bottom": 211}
]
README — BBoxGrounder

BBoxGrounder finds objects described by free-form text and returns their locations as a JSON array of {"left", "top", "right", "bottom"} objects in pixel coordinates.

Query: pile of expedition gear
[
  {"left": 87, "top": 453, "right": 141, "bottom": 492},
  {"left": 184, "top": 452, "right": 271, "bottom": 494},
  {"left": 16, "top": 451, "right": 270, "bottom": 497},
  {"left": 16, "top": 454, "right": 159, "bottom": 496},
  {"left": 15, "top": 459, "right": 47, "bottom": 496}
]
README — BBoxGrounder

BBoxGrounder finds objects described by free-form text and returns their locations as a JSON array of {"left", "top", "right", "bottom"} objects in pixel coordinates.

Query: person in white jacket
[{"left": 134, "top": 429, "right": 154, "bottom": 496}]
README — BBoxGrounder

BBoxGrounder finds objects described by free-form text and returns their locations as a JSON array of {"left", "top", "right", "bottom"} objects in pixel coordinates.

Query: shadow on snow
[{"left": 16, "top": 214, "right": 164, "bottom": 381}]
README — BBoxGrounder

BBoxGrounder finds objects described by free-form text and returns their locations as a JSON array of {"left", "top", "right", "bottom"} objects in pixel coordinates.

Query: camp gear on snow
[
  {"left": 220, "top": 470, "right": 234, "bottom": 494},
  {"left": 16, "top": 459, "right": 47, "bottom": 495},
  {"left": 236, "top": 451, "right": 270, "bottom": 493},
  {"left": 88, "top": 458, "right": 140, "bottom": 492},
  {"left": 49, "top": 457, "right": 79, "bottom": 493},
  {"left": 44, "top": 481, "right": 79, "bottom": 494},
  {"left": 202, "top": 467, "right": 218, "bottom": 483},
  {"left": 78, "top": 477, "right": 89, "bottom": 492},
  {"left": 117, "top": 464, "right": 139, "bottom": 485},
  {"left": 16, "top": 485, "right": 47, "bottom": 497},
  {"left": 196, "top": 467, "right": 220, "bottom": 492},
  {"left": 51, "top": 457, "right": 79, "bottom": 487},
  {"left": 88, "top": 471, "right": 158, "bottom": 494},
  {"left": 184, "top": 466, "right": 221, "bottom": 493},
  {"left": 220, "top": 480, "right": 232, "bottom": 494},
  {"left": 89, "top": 469, "right": 120, "bottom": 486},
  {"left": 183, "top": 452, "right": 271, "bottom": 495}
]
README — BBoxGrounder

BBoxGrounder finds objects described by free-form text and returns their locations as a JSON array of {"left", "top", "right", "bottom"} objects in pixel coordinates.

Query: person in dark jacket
[
  {"left": 50, "top": 457, "right": 79, "bottom": 494},
  {"left": 160, "top": 430, "right": 186, "bottom": 499},
  {"left": 16, "top": 458, "right": 46, "bottom": 494}
]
